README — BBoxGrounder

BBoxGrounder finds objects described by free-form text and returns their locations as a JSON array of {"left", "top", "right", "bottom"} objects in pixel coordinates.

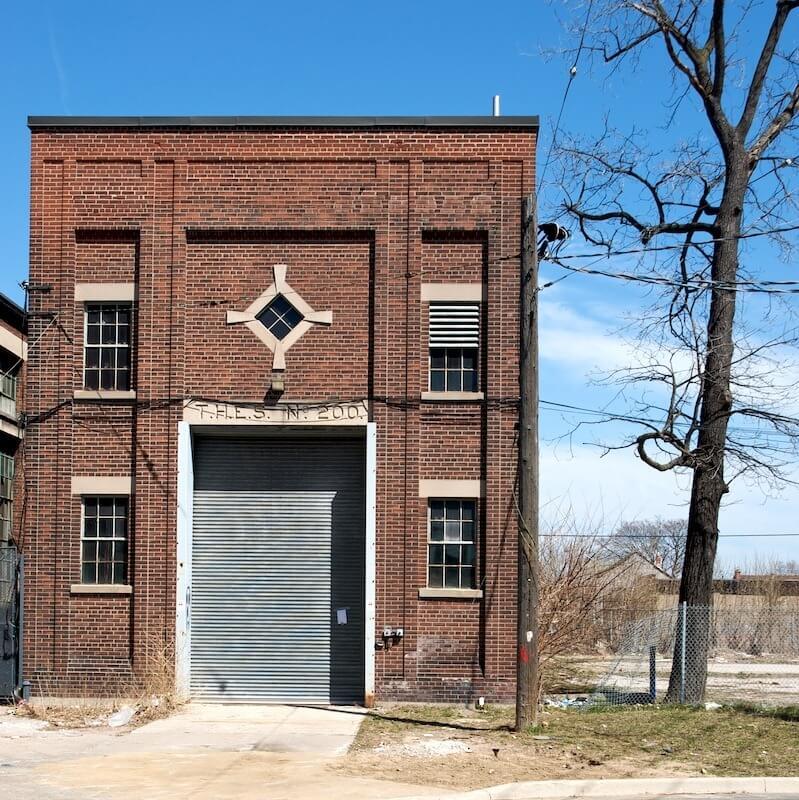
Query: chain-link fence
[{"left": 587, "top": 604, "right": 799, "bottom": 707}]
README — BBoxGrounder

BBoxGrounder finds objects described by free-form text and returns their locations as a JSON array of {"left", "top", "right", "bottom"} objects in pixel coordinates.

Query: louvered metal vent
[{"left": 428, "top": 303, "right": 480, "bottom": 347}]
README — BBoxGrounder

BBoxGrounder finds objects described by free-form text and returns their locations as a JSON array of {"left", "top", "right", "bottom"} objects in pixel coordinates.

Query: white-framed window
[
  {"left": 0, "top": 453, "right": 13, "bottom": 543},
  {"left": 81, "top": 496, "right": 128, "bottom": 584},
  {"left": 428, "top": 302, "right": 479, "bottom": 392},
  {"left": 0, "top": 369, "right": 18, "bottom": 403},
  {"left": 427, "top": 499, "right": 476, "bottom": 589},
  {"left": 83, "top": 303, "right": 132, "bottom": 391}
]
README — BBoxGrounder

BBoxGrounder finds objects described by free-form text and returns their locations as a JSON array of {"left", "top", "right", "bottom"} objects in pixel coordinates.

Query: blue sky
[{"left": 2, "top": 1, "right": 797, "bottom": 568}]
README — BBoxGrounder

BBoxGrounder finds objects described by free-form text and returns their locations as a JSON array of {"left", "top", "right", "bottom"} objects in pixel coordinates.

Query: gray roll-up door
[{"left": 191, "top": 435, "right": 365, "bottom": 703}]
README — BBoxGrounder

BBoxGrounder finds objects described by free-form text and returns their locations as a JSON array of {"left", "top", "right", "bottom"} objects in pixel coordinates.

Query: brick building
[
  {"left": 0, "top": 292, "right": 25, "bottom": 546},
  {"left": 21, "top": 115, "right": 537, "bottom": 703}
]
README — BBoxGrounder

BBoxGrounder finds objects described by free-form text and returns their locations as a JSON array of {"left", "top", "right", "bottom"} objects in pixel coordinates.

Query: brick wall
[{"left": 22, "top": 123, "right": 535, "bottom": 701}]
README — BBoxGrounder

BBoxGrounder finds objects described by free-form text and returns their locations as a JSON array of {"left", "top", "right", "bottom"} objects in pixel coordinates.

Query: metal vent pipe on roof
[{"left": 492, "top": 95, "right": 501, "bottom": 116}]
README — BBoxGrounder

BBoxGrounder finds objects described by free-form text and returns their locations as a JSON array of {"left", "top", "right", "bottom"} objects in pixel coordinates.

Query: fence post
[
  {"left": 649, "top": 644, "right": 656, "bottom": 703},
  {"left": 680, "top": 601, "right": 687, "bottom": 704}
]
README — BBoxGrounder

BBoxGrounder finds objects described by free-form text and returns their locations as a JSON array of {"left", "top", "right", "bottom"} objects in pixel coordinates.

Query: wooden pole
[{"left": 516, "top": 192, "right": 540, "bottom": 731}]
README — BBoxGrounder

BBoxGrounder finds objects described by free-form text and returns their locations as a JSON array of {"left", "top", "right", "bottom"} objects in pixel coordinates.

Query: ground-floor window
[
  {"left": 0, "top": 499, "right": 10, "bottom": 544},
  {"left": 427, "top": 499, "right": 476, "bottom": 589},
  {"left": 0, "top": 453, "right": 13, "bottom": 544},
  {"left": 81, "top": 496, "right": 128, "bottom": 584}
]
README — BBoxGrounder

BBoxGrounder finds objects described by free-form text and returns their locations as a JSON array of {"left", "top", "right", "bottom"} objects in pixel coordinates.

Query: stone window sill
[
  {"left": 73, "top": 390, "right": 136, "bottom": 402},
  {"left": 421, "top": 391, "right": 485, "bottom": 402},
  {"left": 418, "top": 588, "right": 483, "bottom": 600},
  {"left": 70, "top": 584, "right": 133, "bottom": 595}
]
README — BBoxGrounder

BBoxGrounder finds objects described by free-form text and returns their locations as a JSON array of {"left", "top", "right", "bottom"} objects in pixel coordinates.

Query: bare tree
[
  {"left": 549, "top": 1, "right": 799, "bottom": 702},
  {"left": 733, "top": 555, "right": 799, "bottom": 577},
  {"left": 607, "top": 518, "right": 687, "bottom": 577},
  {"left": 773, "top": 559, "right": 799, "bottom": 574},
  {"left": 538, "top": 510, "right": 619, "bottom": 699}
]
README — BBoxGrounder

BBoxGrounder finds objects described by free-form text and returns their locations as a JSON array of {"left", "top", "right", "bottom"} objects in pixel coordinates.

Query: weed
[{"left": 19, "top": 635, "right": 184, "bottom": 729}]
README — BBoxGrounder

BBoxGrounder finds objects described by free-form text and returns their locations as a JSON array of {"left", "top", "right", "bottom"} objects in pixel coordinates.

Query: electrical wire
[
  {"left": 547, "top": 221, "right": 799, "bottom": 261},
  {"left": 547, "top": 261, "right": 799, "bottom": 295},
  {"left": 538, "top": 0, "right": 595, "bottom": 192},
  {"left": 21, "top": 390, "right": 799, "bottom": 447},
  {"left": 533, "top": 222, "right": 799, "bottom": 294},
  {"left": 3, "top": 312, "right": 60, "bottom": 376},
  {"left": 14, "top": 312, "right": 799, "bottom": 443},
  {"left": 540, "top": 398, "right": 799, "bottom": 441},
  {"left": 540, "top": 532, "right": 799, "bottom": 538}
]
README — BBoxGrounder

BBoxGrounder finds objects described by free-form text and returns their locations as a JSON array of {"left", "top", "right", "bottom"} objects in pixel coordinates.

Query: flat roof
[
  {"left": 0, "top": 291, "right": 25, "bottom": 333},
  {"left": 28, "top": 115, "right": 539, "bottom": 130}
]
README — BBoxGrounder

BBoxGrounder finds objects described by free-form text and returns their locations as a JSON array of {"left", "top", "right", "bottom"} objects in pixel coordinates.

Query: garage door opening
[{"left": 188, "top": 433, "right": 366, "bottom": 703}]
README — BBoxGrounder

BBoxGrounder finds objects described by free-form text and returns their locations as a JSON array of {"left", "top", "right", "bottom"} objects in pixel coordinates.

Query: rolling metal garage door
[{"left": 191, "top": 435, "right": 365, "bottom": 703}]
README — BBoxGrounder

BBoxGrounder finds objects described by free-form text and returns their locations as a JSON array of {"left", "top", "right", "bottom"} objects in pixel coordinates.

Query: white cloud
[
  {"left": 540, "top": 442, "right": 799, "bottom": 569},
  {"left": 536, "top": 285, "right": 799, "bottom": 571},
  {"left": 539, "top": 299, "right": 635, "bottom": 372}
]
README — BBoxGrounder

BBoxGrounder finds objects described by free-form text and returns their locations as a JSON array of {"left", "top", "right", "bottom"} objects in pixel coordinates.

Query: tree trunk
[{"left": 665, "top": 157, "right": 748, "bottom": 704}]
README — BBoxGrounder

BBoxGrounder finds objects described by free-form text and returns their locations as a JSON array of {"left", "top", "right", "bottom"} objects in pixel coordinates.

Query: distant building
[
  {"left": 656, "top": 569, "right": 799, "bottom": 598},
  {"left": 725, "top": 570, "right": 799, "bottom": 597},
  {"left": 599, "top": 551, "right": 674, "bottom": 589},
  {"left": 0, "top": 292, "right": 25, "bottom": 545}
]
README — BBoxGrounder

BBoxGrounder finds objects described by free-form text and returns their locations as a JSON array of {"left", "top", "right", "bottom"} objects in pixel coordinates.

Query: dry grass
[
  {"left": 16, "top": 637, "right": 184, "bottom": 729},
  {"left": 343, "top": 702, "right": 799, "bottom": 791},
  {"left": 542, "top": 658, "right": 597, "bottom": 694}
]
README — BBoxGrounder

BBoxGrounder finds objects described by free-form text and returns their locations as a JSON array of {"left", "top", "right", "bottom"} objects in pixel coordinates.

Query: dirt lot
[
  {"left": 564, "top": 654, "right": 799, "bottom": 706},
  {"left": 342, "top": 703, "right": 799, "bottom": 791}
]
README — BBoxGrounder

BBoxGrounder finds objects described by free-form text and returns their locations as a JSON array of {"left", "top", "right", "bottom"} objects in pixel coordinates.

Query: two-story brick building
[{"left": 21, "top": 115, "right": 537, "bottom": 703}]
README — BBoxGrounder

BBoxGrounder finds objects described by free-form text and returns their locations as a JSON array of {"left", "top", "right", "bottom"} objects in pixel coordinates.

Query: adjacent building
[
  {"left": 0, "top": 292, "right": 25, "bottom": 546},
  {"left": 22, "top": 115, "right": 537, "bottom": 703}
]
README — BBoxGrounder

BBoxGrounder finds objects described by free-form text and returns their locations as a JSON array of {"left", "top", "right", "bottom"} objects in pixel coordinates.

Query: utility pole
[{"left": 516, "top": 191, "right": 540, "bottom": 731}]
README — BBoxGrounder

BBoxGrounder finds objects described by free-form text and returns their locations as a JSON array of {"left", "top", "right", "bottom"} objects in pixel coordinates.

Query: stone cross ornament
[{"left": 225, "top": 263, "right": 333, "bottom": 370}]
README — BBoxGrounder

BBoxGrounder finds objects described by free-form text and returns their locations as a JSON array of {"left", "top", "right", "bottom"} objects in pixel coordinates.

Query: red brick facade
[{"left": 21, "top": 118, "right": 536, "bottom": 701}]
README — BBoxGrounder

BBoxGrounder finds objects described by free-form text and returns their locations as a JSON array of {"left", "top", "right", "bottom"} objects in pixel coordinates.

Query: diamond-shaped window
[{"left": 256, "top": 294, "right": 304, "bottom": 340}]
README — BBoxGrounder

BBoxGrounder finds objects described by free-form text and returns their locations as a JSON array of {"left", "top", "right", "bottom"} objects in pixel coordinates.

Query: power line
[
  {"left": 547, "top": 261, "right": 799, "bottom": 295},
  {"left": 536, "top": 222, "right": 799, "bottom": 294},
  {"left": 540, "top": 532, "right": 799, "bottom": 538},
  {"left": 538, "top": 0, "right": 595, "bottom": 192},
  {"left": 540, "top": 398, "right": 799, "bottom": 441},
  {"left": 21, "top": 388, "right": 799, "bottom": 442},
  {"left": 547, "top": 221, "right": 799, "bottom": 262}
]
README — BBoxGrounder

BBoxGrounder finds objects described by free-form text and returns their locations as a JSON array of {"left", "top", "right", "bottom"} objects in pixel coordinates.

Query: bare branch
[
  {"left": 709, "top": 0, "right": 726, "bottom": 98},
  {"left": 738, "top": 0, "right": 799, "bottom": 138},
  {"left": 748, "top": 82, "right": 799, "bottom": 166}
]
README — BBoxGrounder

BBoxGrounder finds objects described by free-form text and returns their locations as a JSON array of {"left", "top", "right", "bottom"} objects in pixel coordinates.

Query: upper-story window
[
  {"left": 0, "top": 366, "right": 18, "bottom": 421},
  {"left": 83, "top": 304, "right": 131, "bottom": 391},
  {"left": 429, "top": 302, "right": 479, "bottom": 392}
]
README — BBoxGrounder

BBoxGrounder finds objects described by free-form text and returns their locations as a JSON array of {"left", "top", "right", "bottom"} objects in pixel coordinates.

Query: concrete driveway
[{"left": 0, "top": 704, "right": 446, "bottom": 800}]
